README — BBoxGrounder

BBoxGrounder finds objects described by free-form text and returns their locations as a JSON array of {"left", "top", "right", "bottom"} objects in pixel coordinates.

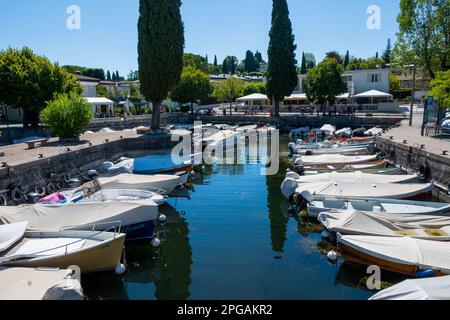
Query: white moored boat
[
  {"left": 319, "top": 210, "right": 450, "bottom": 240},
  {"left": 293, "top": 146, "right": 371, "bottom": 156},
  {"left": 0, "top": 267, "right": 84, "bottom": 300},
  {"left": 294, "top": 154, "right": 378, "bottom": 167},
  {"left": 338, "top": 234, "right": 450, "bottom": 277},
  {"left": 203, "top": 129, "right": 238, "bottom": 149},
  {"left": 98, "top": 172, "right": 182, "bottom": 195},
  {"left": 284, "top": 170, "right": 420, "bottom": 185},
  {"left": 0, "top": 222, "right": 125, "bottom": 274},
  {"left": 370, "top": 276, "right": 450, "bottom": 300},
  {"left": 283, "top": 181, "right": 433, "bottom": 201},
  {"left": 307, "top": 197, "right": 450, "bottom": 218},
  {"left": 0, "top": 199, "right": 160, "bottom": 242}
]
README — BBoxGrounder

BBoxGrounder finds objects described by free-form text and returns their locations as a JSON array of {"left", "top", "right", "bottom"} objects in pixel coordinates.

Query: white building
[
  {"left": 342, "top": 68, "right": 391, "bottom": 96},
  {"left": 73, "top": 74, "right": 100, "bottom": 97}
]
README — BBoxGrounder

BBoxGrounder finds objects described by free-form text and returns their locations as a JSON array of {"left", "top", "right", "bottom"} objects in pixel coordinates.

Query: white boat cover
[
  {"left": 98, "top": 173, "right": 181, "bottom": 194},
  {"left": 370, "top": 276, "right": 450, "bottom": 300},
  {"left": 110, "top": 154, "right": 193, "bottom": 175},
  {"left": 295, "top": 154, "right": 377, "bottom": 166},
  {"left": 338, "top": 235, "right": 450, "bottom": 274},
  {"left": 320, "top": 124, "right": 336, "bottom": 134},
  {"left": 287, "top": 171, "right": 419, "bottom": 184},
  {"left": 0, "top": 267, "right": 84, "bottom": 300},
  {"left": 12, "top": 238, "right": 86, "bottom": 258},
  {"left": 0, "top": 201, "right": 158, "bottom": 231},
  {"left": 319, "top": 211, "right": 450, "bottom": 240},
  {"left": 295, "top": 181, "right": 433, "bottom": 199},
  {"left": 0, "top": 221, "right": 28, "bottom": 252}
]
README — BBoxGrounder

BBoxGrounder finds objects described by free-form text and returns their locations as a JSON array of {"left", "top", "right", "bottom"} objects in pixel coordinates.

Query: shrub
[{"left": 41, "top": 93, "right": 93, "bottom": 139}]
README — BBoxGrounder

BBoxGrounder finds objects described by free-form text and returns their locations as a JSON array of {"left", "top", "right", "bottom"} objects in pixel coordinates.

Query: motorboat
[
  {"left": 370, "top": 276, "right": 450, "bottom": 300},
  {"left": 319, "top": 210, "right": 450, "bottom": 240},
  {"left": 0, "top": 222, "right": 125, "bottom": 274},
  {"left": 294, "top": 154, "right": 378, "bottom": 167},
  {"left": 335, "top": 128, "right": 352, "bottom": 138},
  {"left": 284, "top": 170, "right": 421, "bottom": 185},
  {"left": 202, "top": 129, "right": 238, "bottom": 149},
  {"left": 307, "top": 197, "right": 450, "bottom": 218},
  {"left": 283, "top": 181, "right": 433, "bottom": 201},
  {"left": 292, "top": 145, "right": 372, "bottom": 156},
  {"left": 98, "top": 171, "right": 182, "bottom": 195},
  {"left": 303, "top": 164, "right": 402, "bottom": 176},
  {"left": 0, "top": 267, "right": 84, "bottom": 300},
  {"left": 105, "top": 154, "right": 194, "bottom": 175},
  {"left": 0, "top": 198, "right": 160, "bottom": 242},
  {"left": 337, "top": 234, "right": 450, "bottom": 277}
]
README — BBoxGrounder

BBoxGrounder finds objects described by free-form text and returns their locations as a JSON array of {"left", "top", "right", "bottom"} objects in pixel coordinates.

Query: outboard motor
[
  {"left": 294, "top": 158, "right": 305, "bottom": 176},
  {"left": 67, "top": 178, "right": 81, "bottom": 189},
  {"left": 87, "top": 170, "right": 99, "bottom": 179},
  {"left": 103, "top": 161, "right": 114, "bottom": 172},
  {"left": 288, "top": 142, "right": 296, "bottom": 154},
  {"left": 291, "top": 190, "right": 314, "bottom": 212},
  {"left": 367, "top": 142, "right": 376, "bottom": 154},
  {"left": 26, "top": 192, "right": 41, "bottom": 204}
]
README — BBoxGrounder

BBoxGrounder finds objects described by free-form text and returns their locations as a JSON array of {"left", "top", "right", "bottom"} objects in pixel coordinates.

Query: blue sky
[{"left": 0, "top": 0, "right": 400, "bottom": 76}]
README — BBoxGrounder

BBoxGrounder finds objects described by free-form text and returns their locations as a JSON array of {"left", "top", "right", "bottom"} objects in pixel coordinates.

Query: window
[{"left": 368, "top": 73, "right": 381, "bottom": 83}]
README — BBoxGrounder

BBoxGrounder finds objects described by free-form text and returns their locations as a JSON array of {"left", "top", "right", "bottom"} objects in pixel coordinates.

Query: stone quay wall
[
  {"left": 0, "top": 134, "right": 175, "bottom": 194},
  {"left": 376, "top": 136, "right": 450, "bottom": 202}
]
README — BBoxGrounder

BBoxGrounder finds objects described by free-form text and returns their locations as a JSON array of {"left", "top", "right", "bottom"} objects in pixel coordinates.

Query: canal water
[{"left": 81, "top": 135, "right": 406, "bottom": 300}]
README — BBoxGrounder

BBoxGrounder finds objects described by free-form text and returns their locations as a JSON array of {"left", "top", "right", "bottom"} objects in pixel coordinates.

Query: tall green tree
[
  {"left": 344, "top": 51, "right": 350, "bottom": 68},
  {"left": 214, "top": 55, "right": 218, "bottom": 66},
  {"left": 267, "top": 0, "right": 298, "bottom": 117},
  {"left": 325, "top": 51, "right": 343, "bottom": 64},
  {"left": 395, "top": 0, "right": 450, "bottom": 79},
  {"left": 183, "top": 53, "right": 208, "bottom": 73},
  {"left": 138, "top": 0, "right": 184, "bottom": 129},
  {"left": 304, "top": 52, "right": 316, "bottom": 70},
  {"left": 169, "top": 67, "right": 212, "bottom": 114},
  {"left": 222, "top": 56, "right": 238, "bottom": 74},
  {"left": 300, "top": 52, "right": 307, "bottom": 74},
  {"left": 106, "top": 70, "right": 112, "bottom": 81},
  {"left": 115, "top": 71, "right": 121, "bottom": 82},
  {"left": 382, "top": 38, "right": 392, "bottom": 64},
  {"left": 244, "top": 50, "right": 257, "bottom": 73},
  {"left": 303, "top": 58, "right": 347, "bottom": 114},
  {"left": 0, "top": 47, "right": 82, "bottom": 126},
  {"left": 212, "top": 77, "right": 244, "bottom": 115},
  {"left": 429, "top": 70, "right": 450, "bottom": 110},
  {"left": 255, "top": 50, "right": 264, "bottom": 64}
]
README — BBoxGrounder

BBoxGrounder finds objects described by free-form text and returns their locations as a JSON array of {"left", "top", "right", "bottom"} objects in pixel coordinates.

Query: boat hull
[
  {"left": 5, "top": 235, "right": 125, "bottom": 274},
  {"left": 122, "top": 220, "right": 156, "bottom": 242},
  {"left": 338, "top": 243, "right": 447, "bottom": 277}
]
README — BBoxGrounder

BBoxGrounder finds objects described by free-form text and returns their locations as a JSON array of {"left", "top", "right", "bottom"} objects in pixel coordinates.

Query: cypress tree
[
  {"left": 344, "top": 50, "right": 350, "bottom": 68},
  {"left": 107, "top": 70, "right": 111, "bottom": 81},
  {"left": 222, "top": 58, "right": 228, "bottom": 74},
  {"left": 138, "top": 0, "right": 184, "bottom": 130},
  {"left": 244, "top": 50, "right": 256, "bottom": 72},
  {"left": 267, "top": 0, "right": 298, "bottom": 117},
  {"left": 382, "top": 38, "right": 392, "bottom": 64},
  {"left": 214, "top": 55, "right": 218, "bottom": 66},
  {"left": 112, "top": 72, "right": 116, "bottom": 82},
  {"left": 300, "top": 52, "right": 307, "bottom": 74},
  {"left": 115, "top": 71, "right": 120, "bottom": 81}
]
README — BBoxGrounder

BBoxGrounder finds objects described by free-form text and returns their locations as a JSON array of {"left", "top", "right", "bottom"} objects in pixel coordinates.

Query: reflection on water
[{"left": 83, "top": 135, "right": 390, "bottom": 300}]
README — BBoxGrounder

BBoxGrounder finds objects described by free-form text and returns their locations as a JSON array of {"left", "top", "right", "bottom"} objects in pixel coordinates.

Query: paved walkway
[{"left": 380, "top": 110, "right": 450, "bottom": 157}]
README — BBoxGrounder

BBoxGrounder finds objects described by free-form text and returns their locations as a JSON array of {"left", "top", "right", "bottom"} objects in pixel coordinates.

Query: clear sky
[{"left": 0, "top": 0, "right": 400, "bottom": 76}]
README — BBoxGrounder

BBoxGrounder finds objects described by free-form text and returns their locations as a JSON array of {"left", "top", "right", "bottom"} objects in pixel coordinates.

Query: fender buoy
[
  {"left": 10, "top": 188, "right": 24, "bottom": 203},
  {"left": 308, "top": 131, "right": 317, "bottom": 142},
  {"left": 0, "top": 194, "right": 7, "bottom": 206},
  {"left": 416, "top": 269, "right": 436, "bottom": 278}
]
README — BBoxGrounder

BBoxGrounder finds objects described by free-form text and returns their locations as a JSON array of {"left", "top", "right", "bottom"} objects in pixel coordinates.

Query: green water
[{"left": 81, "top": 135, "right": 405, "bottom": 300}]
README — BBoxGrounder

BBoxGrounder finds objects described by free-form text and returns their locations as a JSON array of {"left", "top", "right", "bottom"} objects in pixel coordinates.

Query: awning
[
  {"left": 353, "top": 90, "right": 393, "bottom": 99},
  {"left": 236, "top": 93, "right": 269, "bottom": 101},
  {"left": 85, "top": 97, "right": 114, "bottom": 104},
  {"left": 285, "top": 93, "right": 308, "bottom": 101}
]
